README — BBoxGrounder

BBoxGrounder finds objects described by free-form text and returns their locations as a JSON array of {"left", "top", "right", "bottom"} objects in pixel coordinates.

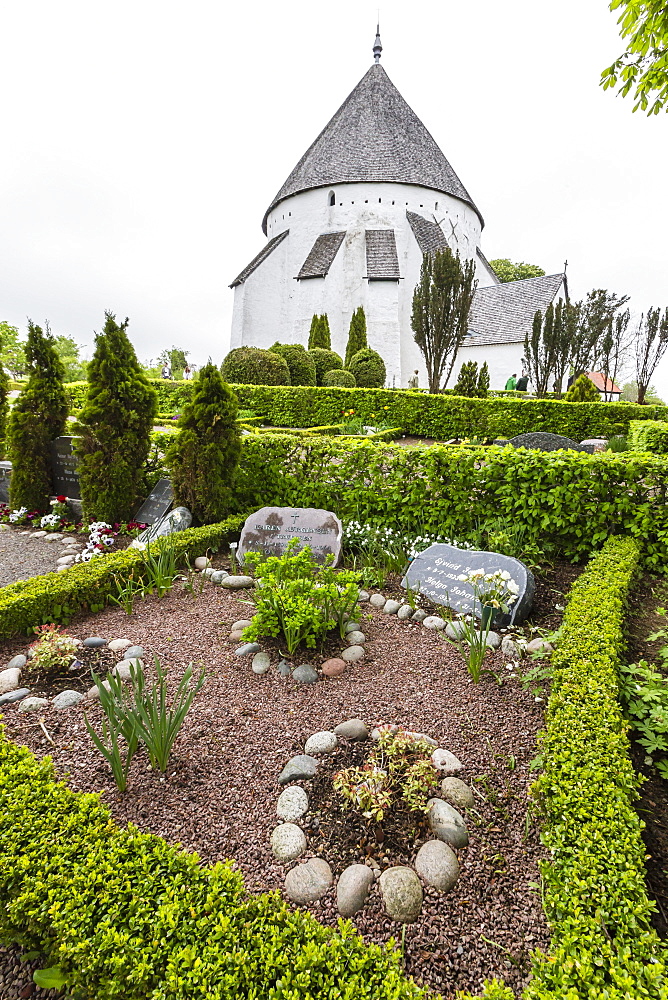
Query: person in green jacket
[{"left": 505, "top": 373, "right": 517, "bottom": 390}]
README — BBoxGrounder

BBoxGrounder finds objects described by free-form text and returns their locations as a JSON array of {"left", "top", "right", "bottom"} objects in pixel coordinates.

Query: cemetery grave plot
[{"left": 0, "top": 555, "right": 580, "bottom": 998}]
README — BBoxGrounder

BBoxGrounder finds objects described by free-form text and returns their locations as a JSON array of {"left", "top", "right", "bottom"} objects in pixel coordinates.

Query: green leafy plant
[
  {"left": 269, "top": 343, "right": 316, "bottom": 386},
  {"left": 139, "top": 542, "right": 179, "bottom": 597},
  {"left": 220, "top": 346, "right": 291, "bottom": 386},
  {"left": 108, "top": 569, "right": 145, "bottom": 615},
  {"left": 308, "top": 347, "right": 343, "bottom": 386},
  {"left": 84, "top": 667, "right": 141, "bottom": 791},
  {"left": 347, "top": 348, "right": 386, "bottom": 389},
  {"left": 28, "top": 624, "right": 79, "bottom": 676},
  {"left": 345, "top": 306, "right": 368, "bottom": 367},
  {"left": 564, "top": 373, "right": 601, "bottom": 402},
  {"left": 130, "top": 658, "right": 205, "bottom": 772},
  {"left": 323, "top": 368, "right": 356, "bottom": 388},
  {"left": 444, "top": 613, "right": 492, "bottom": 683},
  {"left": 333, "top": 727, "right": 438, "bottom": 822},
  {"left": 242, "top": 539, "right": 360, "bottom": 653},
  {"left": 606, "top": 434, "right": 629, "bottom": 452}
]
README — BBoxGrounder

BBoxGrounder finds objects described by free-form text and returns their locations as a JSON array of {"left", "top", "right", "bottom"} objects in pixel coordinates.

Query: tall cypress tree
[
  {"left": 307, "top": 315, "right": 320, "bottom": 350},
  {"left": 76, "top": 312, "right": 157, "bottom": 523},
  {"left": 344, "top": 307, "right": 368, "bottom": 366},
  {"left": 0, "top": 329, "right": 9, "bottom": 459},
  {"left": 8, "top": 321, "right": 67, "bottom": 511},
  {"left": 166, "top": 362, "right": 241, "bottom": 524}
]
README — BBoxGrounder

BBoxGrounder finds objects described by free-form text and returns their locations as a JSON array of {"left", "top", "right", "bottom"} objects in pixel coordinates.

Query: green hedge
[
  {"left": 229, "top": 434, "right": 668, "bottom": 571},
  {"left": 0, "top": 517, "right": 245, "bottom": 638},
  {"left": 0, "top": 734, "right": 432, "bottom": 999},
  {"left": 628, "top": 419, "right": 668, "bottom": 454},
  {"left": 60, "top": 382, "right": 666, "bottom": 437},
  {"left": 524, "top": 536, "right": 668, "bottom": 998}
]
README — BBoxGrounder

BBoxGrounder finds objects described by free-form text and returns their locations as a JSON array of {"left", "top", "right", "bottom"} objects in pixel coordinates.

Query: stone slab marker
[{"left": 238, "top": 506, "right": 342, "bottom": 565}]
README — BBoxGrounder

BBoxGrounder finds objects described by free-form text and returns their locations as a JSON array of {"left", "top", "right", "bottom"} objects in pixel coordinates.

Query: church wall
[{"left": 454, "top": 342, "right": 526, "bottom": 390}]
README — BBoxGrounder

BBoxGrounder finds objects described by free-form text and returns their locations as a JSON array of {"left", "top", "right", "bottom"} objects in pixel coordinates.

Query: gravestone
[
  {"left": 130, "top": 506, "right": 192, "bottom": 548},
  {"left": 133, "top": 478, "right": 174, "bottom": 525},
  {"left": 401, "top": 543, "right": 534, "bottom": 625},
  {"left": 238, "top": 506, "right": 342, "bottom": 565},
  {"left": 0, "top": 462, "right": 11, "bottom": 504},
  {"left": 503, "top": 432, "right": 589, "bottom": 453},
  {"left": 49, "top": 436, "right": 81, "bottom": 499}
]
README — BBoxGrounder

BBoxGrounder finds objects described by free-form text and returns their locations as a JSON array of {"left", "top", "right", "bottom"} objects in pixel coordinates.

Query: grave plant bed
[{"left": 0, "top": 577, "right": 555, "bottom": 998}]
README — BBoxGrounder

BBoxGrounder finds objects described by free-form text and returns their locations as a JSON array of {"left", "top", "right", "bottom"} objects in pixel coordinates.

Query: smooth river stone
[
  {"left": 235, "top": 642, "right": 261, "bottom": 657},
  {"left": 0, "top": 667, "right": 21, "bottom": 695},
  {"left": 6, "top": 654, "right": 27, "bottom": 671},
  {"left": 124, "top": 645, "right": 144, "bottom": 660},
  {"left": 345, "top": 631, "right": 366, "bottom": 646},
  {"left": 334, "top": 719, "right": 369, "bottom": 741},
  {"left": 383, "top": 599, "right": 401, "bottom": 615},
  {"left": 51, "top": 689, "right": 85, "bottom": 710},
  {"left": 276, "top": 785, "right": 309, "bottom": 822},
  {"left": 83, "top": 637, "right": 106, "bottom": 648},
  {"left": 415, "top": 840, "right": 460, "bottom": 892},
  {"left": 369, "top": 594, "right": 386, "bottom": 608},
  {"left": 0, "top": 688, "right": 31, "bottom": 706},
  {"left": 341, "top": 645, "right": 364, "bottom": 663},
  {"left": 321, "top": 658, "right": 346, "bottom": 677},
  {"left": 427, "top": 798, "right": 469, "bottom": 849},
  {"left": 221, "top": 575, "right": 254, "bottom": 589},
  {"left": 194, "top": 556, "right": 211, "bottom": 570},
  {"left": 344, "top": 621, "right": 361, "bottom": 633},
  {"left": 379, "top": 867, "right": 423, "bottom": 923},
  {"left": 108, "top": 638, "right": 132, "bottom": 652},
  {"left": 284, "top": 858, "right": 333, "bottom": 904},
  {"left": 277, "top": 754, "right": 319, "bottom": 785},
  {"left": 423, "top": 615, "right": 446, "bottom": 630},
  {"left": 431, "top": 749, "right": 463, "bottom": 774},
  {"left": 252, "top": 651, "right": 271, "bottom": 674},
  {"left": 270, "top": 823, "right": 307, "bottom": 862},
  {"left": 112, "top": 659, "right": 143, "bottom": 681},
  {"left": 440, "top": 777, "right": 474, "bottom": 811},
  {"left": 18, "top": 697, "right": 49, "bottom": 713},
  {"left": 293, "top": 663, "right": 319, "bottom": 684},
  {"left": 397, "top": 604, "right": 414, "bottom": 620},
  {"left": 231, "top": 619, "right": 253, "bottom": 632},
  {"left": 336, "top": 864, "right": 374, "bottom": 917},
  {"left": 304, "top": 731, "right": 338, "bottom": 755}
]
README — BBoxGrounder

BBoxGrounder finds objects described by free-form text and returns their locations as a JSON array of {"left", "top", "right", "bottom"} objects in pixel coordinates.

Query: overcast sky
[{"left": 1, "top": 0, "right": 667, "bottom": 395}]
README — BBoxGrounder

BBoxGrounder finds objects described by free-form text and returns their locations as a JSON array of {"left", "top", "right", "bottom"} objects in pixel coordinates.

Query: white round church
[{"left": 230, "top": 31, "right": 566, "bottom": 389}]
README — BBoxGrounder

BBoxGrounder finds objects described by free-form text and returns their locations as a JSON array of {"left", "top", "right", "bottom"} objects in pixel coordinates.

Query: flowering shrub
[
  {"left": 457, "top": 567, "right": 519, "bottom": 614},
  {"left": 76, "top": 521, "right": 116, "bottom": 562},
  {"left": 28, "top": 624, "right": 79, "bottom": 676},
  {"left": 333, "top": 727, "right": 438, "bottom": 823},
  {"left": 8, "top": 506, "right": 28, "bottom": 524},
  {"left": 40, "top": 495, "right": 70, "bottom": 531}
]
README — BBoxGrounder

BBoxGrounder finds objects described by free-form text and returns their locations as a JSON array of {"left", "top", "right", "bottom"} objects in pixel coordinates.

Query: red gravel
[{"left": 0, "top": 582, "right": 552, "bottom": 998}]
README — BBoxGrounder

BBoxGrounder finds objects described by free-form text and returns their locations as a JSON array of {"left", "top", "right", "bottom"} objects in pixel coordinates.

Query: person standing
[
  {"left": 183, "top": 366, "right": 192, "bottom": 381},
  {"left": 161, "top": 362, "right": 172, "bottom": 380},
  {"left": 407, "top": 370, "right": 419, "bottom": 389},
  {"left": 515, "top": 373, "right": 529, "bottom": 392},
  {"left": 505, "top": 373, "right": 517, "bottom": 390}
]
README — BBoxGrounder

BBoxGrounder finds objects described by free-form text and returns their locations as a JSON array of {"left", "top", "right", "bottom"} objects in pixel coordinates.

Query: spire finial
[{"left": 373, "top": 22, "right": 382, "bottom": 63}]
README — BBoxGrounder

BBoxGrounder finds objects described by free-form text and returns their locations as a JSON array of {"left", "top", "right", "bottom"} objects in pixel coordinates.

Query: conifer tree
[
  {"left": 76, "top": 312, "right": 157, "bottom": 523},
  {"left": 0, "top": 329, "right": 8, "bottom": 459},
  {"left": 477, "top": 361, "right": 490, "bottom": 397},
  {"left": 307, "top": 315, "right": 320, "bottom": 350},
  {"left": 454, "top": 361, "right": 480, "bottom": 397},
  {"left": 166, "top": 362, "right": 241, "bottom": 524},
  {"left": 307, "top": 314, "right": 332, "bottom": 350},
  {"left": 564, "top": 374, "right": 601, "bottom": 402},
  {"left": 7, "top": 321, "right": 67, "bottom": 511},
  {"left": 345, "top": 307, "right": 368, "bottom": 366}
]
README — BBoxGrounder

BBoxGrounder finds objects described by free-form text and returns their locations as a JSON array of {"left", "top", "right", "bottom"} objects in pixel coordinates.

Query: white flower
[{"left": 501, "top": 570, "right": 511, "bottom": 581}]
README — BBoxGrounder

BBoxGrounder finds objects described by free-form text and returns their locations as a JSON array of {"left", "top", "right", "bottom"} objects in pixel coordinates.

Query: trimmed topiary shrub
[
  {"left": 323, "top": 369, "right": 356, "bottom": 388},
  {"left": 75, "top": 312, "right": 157, "bottom": 524},
  {"left": 269, "top": 343, "right": 316, "bottom": 386},
  {"left": 221, "top": 347, "right": 290, "bottom": 386},
  {"left": 7, "top": 321, "right": 68, "bottom": 511},
  {"left": 309, "top": 348, "right": 343, "bottom": 386},
  {"left": 345, "top": 306, "right": 368, "bottom": 366},
  {"left": 347, "top": 348, "right": 386, "bottom": 389},
  {"left": 0, "top": 362, "right": 8, "bottom": 461},
  {"left": 166, "top": 363, "right": 241, "bottom": 524},
  {"left": 565, "top": 374, "right": 601, "bottom": 402},
  {"left": 307, "top": 314, "right": 332, "bottom": 350}
]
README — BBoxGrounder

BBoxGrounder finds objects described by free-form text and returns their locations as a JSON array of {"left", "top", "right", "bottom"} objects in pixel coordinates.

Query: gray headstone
[
  {"left": 49, "top": 436, "right": 81, "bottom": 499},
  {"left": 0, "top": 461, "right": 12, "bottom": 504},
  {"left": 401, "top": 543, "right": 534, "bottom": 625},
  {"left": 131, "top": 506, "right": 192, "bottom": 548},
  {"left": 238, "top": 506, "right": 342, "bottom": 566},
  {"left": 506, "top": 432, "right": 589, "bottom": 453},
  {"left": 133, "top": 478, "right": 174, "bottom": 525}
]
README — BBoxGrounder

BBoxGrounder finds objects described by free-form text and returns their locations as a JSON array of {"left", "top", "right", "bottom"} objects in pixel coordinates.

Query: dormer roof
[{"left": 262, "top": 63, "right": 482, "bottom": 234}]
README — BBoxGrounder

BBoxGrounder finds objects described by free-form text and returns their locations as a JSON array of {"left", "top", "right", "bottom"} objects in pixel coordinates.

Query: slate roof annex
[
  {"left": 406, "top": 210, "right": 449, "bottom": 255},
  {"left": 465, "top": 273, "right": 566, "bottom": 346},
  {"left": 297, "top": 232, "right": 346, "bottom": 279},
  {"left": 230, "top": 230, "right": 289, "bottom": 288},
  {"left": 263, "top": 63, "right": 482, "bottom": 234},
  {"left": 365, "top": 230, "right": 401, "bottom": 280}
]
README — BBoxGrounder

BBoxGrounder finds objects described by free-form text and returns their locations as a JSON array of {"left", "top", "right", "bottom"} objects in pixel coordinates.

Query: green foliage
[
  {"left": 525, "top": 536, "right": 668, "bottom": 999},
  {"left": 324, "top": 368, "right": 356, "bottom": 387},
  {"left": 411, "top": 246, "right": 477, "bottom": 393},
  {"left": 0, "top": 517, "right": 245, "bottom": 638},
  {"left": 488, "top": 259, "right": 546, "bottom": 283},
  {"left": 7, "top": 321, "right": 68, "bottom": 512},
  {"left": 242, "top": 540, "right": 360, "bottom": 653},
  {"left": 347, "top": 348, "right": 386, "bottom": 389},
  {"left": 454, "top": 360, "right": 489, "bottom": 398},
  {"left": 307, "top": 314, "right": 331, "bottom": 350},
  {"left": 0, "top": 330, "right": 8, "bottom": 458},
  {"left": 27, "top": 624, "right": 79, "bottom": 676},
  {"left": 524, "top": 300, "right": 575, "bottom": 397},
  {"left": 628, "top": 419, "right": 668, "bottom": 453},
  {"left": 334, "top": 728, "right": 438, "bottom": 822},
  {"left": 0, "top": 731, "right": 430, "bottom": 1000},
  {"left": 158, "top": 346, "right": 189, "bottom": 379},
  {"left": 308, "top": 347, "right": 343, "bottom": 386},
  {"left": 52, "top": 335, "right": 87, "bottom": 382},
  {"left": 220, "top": 346, "right": 291, "bottom": 386},
  {"left": 166, "top": 362, "right": 241, "bottom": 523},
  {"left": 269, "top": 343, "right": 317, "bottom": 386},
  {"left": 621, "top": 379, "right": 665, "bottom": 404},
  {"left": 345, "top": 306, "right": 368, "bottom": 366},
  {"left": 0, "top": 320, "right": 26, "bottom": 377},
  {"left": 75, "top": 313, "right": 157, "bottom": 523},
  {"left": 620, "top": 644, "right": 668, "bottom": 777},
  {"left": 230, "top": 433, "right": 668, "bottom": 572},
  {"left": 606, "top": 434, "right": 630, "bottom": 452},
  {"left": 564, "top": 373, "right": 601, "bottom": 402},
  {"left": 478, "top": 361, "right": 490, "bottom": 396},
  {"left": 601, "top": 0, "right": 668, "bottom": 114}
]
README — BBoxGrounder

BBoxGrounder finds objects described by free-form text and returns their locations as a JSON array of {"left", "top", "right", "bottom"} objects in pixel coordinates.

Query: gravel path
[
  {"left": 0, "top": 527, "right": 66, "bottom": 586},
  {"left": 0, "top": 582, "right": 553, "bottom": 998}
]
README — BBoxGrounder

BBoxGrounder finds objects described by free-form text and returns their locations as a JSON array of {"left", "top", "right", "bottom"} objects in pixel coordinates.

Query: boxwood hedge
[{"left": 628, "top": 419, "right": 668, "bottom": 454}]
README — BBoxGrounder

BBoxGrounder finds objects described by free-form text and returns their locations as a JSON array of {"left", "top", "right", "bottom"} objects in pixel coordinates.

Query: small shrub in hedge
[
  {"left": 308, "top": 347, "right": 343, "bottom": 385},
  {"left": 564, "top": 373, "right": 601, "bottom": 402},
  {"left": 307, "top": 313, "right": 331, "bottom": 350},
  {"left": 269, "top": 343, "right": 316, "bottom": 386},
  {"left": 348, "top": 348, "right": 386, "bottom": 388},
  {"left": 8, "top": 321, "right": 68, "bottom": 512},
  {"left": 0, "top": 359, "right": 8, "bottom": 459},
  {"left": 345, "top": 306, "right": 368, "bottom": 366},
  {"left": 628, "top": 419, "right": 668, "bottom": 453},
  {"left": 221, "top": 347, "right": 290, "bottom": 386},
  {"left": 166, "top": 363, "right": 241, "bottom": 523},
  {"left": 323, "top": 368, "right": 356, "bottom": 387},
  {"left": 75, "top": 313, "right": 157, "bottom": 524}
]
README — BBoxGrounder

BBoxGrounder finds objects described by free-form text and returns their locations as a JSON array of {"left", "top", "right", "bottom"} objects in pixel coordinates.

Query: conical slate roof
[{"left": 262, "top": 63, "right": 482, "bottom": 233}]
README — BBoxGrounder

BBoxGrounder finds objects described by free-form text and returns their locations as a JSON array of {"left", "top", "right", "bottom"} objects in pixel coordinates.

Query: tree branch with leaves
[{"left": 635, "top": 306, "right": 668, "bottom": 404}]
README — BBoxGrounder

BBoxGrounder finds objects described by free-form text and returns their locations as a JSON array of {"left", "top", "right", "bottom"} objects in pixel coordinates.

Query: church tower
[{"left": 230, "top": 30, "right": 499, "bottom": 386}]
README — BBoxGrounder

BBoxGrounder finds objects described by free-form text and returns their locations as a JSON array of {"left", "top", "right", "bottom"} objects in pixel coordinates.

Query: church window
[
  {"left": 365, "top": 199, "right": 368, "bottom": 203},
  {"left": 379, "top": 197, "right": 382, "bottom": 203},
  {"left": 328, "top": 191, "right": 336, "bottom": 206},
  {"left": 392, "top": 200, "right": 395, "bottom": 205},
  {"left": 435, "top": 202, "right": 439, "bottom": 210}
]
